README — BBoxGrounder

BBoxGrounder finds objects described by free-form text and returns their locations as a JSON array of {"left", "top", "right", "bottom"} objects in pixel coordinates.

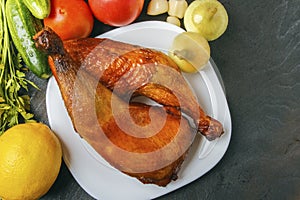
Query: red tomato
[
  {"left": 44, "top": 0, "right": 94, "bottom": 40},
  {"left": 88, "top": 0, "right": 144, "bottom": 27}
]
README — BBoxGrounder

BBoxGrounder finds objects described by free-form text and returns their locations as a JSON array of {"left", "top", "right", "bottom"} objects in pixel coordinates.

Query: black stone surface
[{"left": 34, "top": 0, "right": 300, "bottom": 199}]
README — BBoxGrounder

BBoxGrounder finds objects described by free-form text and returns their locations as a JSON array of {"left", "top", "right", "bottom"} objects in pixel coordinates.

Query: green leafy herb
[{"left": 0, "top": 0, "right": 38, "bottom": 135}]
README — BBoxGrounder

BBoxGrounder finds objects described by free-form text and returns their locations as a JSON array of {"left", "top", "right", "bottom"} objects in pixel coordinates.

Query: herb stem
[{"left": 0, "top": 0, "right": 37, "bottom": 135}]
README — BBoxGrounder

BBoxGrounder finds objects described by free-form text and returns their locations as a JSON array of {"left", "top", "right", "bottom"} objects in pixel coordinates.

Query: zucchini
[
  {"left": 23, "top": 0, "right": 51, "bottom": 19},
  {"left": 6, "top": 0, "right": 51, "bottom": 79}
]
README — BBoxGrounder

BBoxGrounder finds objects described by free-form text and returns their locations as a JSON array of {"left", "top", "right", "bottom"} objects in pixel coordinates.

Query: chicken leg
[{"left": 34, "top": 27, "right": 196, "bottom": 186}]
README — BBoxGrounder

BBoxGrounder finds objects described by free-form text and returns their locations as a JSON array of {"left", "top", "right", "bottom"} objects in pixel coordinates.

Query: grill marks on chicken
[
  {"left": 62, "top": 37, "right": 224, "bottom": 140},
  {"left": 34, "top": 27, "right": 196, "bottom": 186}
]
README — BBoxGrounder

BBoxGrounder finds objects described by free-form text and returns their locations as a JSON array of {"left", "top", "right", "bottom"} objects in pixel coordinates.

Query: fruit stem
[
  {"left": 208, "top": 7, "right": 217, "bottom": 21},
  {"left": 174, "top": 49, "right": 193, "bottom": 60}
]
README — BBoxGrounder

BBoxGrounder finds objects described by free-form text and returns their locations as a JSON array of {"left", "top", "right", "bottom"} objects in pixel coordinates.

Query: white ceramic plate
[{"left": 46, "top": 21, "right": 231, "bottom": 200}]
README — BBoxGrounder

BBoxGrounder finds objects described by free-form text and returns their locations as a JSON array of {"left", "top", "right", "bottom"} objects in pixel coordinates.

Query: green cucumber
[
  {"left": 6, "top": 0, "right": 51, "bottom": 79},
  {"left": 23, "top": 0, "right": 51, "bottom": 19}
]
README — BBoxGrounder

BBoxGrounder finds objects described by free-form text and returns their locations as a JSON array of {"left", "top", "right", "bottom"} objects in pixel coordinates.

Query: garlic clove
[
  {"left": 168, "top": 0, "right": 188, "bottom": 19},
  {"left": 166, "top": 16, "right": 181, "bottom": 27},
  {"left": 147, "top": 0, "right": 169, "bottom": 16}
]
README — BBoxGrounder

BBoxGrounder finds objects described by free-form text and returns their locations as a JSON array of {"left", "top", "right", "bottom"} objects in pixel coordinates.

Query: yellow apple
[{"left": 168, "top": 31, "right": 210, "bottom": 73}]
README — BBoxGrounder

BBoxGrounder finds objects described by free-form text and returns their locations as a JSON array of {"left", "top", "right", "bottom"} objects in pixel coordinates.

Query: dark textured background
[{"left": 30, "top": 0, "right": 300, "bottom": 199}]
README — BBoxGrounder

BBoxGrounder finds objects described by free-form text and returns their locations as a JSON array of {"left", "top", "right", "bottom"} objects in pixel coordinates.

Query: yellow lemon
[
  {"left": 0, "top": 123, "right": 62, "bottom": 200},
  {"left": 169, "top": 31, "right": 210, "bottom": 73},
  {"left": 184, "top": 0, "right": 229, "bottom": 41}
]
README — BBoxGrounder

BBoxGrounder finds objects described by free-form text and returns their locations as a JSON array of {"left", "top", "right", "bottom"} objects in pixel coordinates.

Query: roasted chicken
[
  {"left": 61, "top": 34, "right": 224, "bottom": 141},
  {"left": 34, "top": 27, "right": 196, "bottom": 186}
]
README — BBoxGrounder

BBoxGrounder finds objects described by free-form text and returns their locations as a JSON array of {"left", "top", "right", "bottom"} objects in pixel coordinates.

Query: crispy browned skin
[
  {"left": 34, "top": 27, "right": 196, "bottom": 186},
  {"left": 62, "top": 37, "right": 224, "bottom": 140}
]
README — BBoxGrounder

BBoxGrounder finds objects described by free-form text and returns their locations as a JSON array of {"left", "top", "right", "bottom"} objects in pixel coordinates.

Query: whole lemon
[{"left": 0, "top": 123, "right": 62, "bottom": 200}]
